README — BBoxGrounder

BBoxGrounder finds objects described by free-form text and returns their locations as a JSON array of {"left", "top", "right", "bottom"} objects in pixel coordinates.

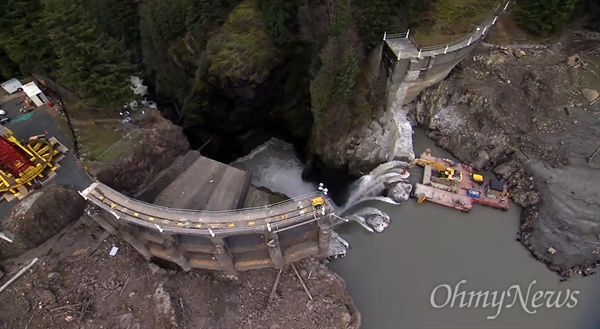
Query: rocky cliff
[{"left": 90, "top": 109, "right": 190, "bottom": 195}]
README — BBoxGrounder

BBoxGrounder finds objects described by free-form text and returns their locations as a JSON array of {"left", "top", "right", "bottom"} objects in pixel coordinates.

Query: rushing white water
[
  {"left": 233, "top": 137, "right": 413, "bottom": 258},
  {"left": 341, "top": 160, "right": 409, "bottom": 214},
  {"left": 230, "top": 138, "right": 316, "bottom": 197}
]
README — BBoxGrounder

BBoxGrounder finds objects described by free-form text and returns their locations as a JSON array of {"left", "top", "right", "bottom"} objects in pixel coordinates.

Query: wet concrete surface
[
  {"left": 0, "top": 92, "right": 92, "bottom": 221},
  {"left": 330, "top": 130, "right": 600, "bottom": 329}
]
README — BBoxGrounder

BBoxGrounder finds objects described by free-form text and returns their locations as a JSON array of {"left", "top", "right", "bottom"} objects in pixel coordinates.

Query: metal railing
[
  {"left": 383, "top": 0, "right": 511, "bottom": 57},
  {"left": 85, "top": 181, "right": 329, "bottom": 217},
  {"left": 90, "top": 194, "right": 327, "bottom": 236}
]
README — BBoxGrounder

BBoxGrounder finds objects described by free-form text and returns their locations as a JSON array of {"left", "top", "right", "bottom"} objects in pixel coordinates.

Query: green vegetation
[
  {"left": 0, "top": 0, "right": 598, "bottom": 157},
  {"left": 0, "top": 0, "right": 136, "bottom": 109},
  {"left": 354, "top": 0, "right": 429, "bottom": 51},
  {"left": 206, "top": 0, "right": 282, "bottom": 85},
  {"left": 43, "top": 0, "right": 136, "bottom": 108},
  {"left": 413, "top": 0, "right": 496, "bottom": 47},
  {"left": 513, "top": 0, "right": 579, "bottom": 36},
  {"left": 0, "top": 47, "right": 19, "bottom": 80},
  {"left": 0, "top": 0, "right": 56, "bottom": 75},
  {"left": 76, "top": 123, "right": 126, "bottom": 161}
]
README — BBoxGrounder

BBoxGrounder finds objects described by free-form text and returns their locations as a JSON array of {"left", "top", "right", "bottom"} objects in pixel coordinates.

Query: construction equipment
[
  {"left": 406, "top": 158, "right": 463, "bottom": 183},
  {"left": 0, "top": 125, "right": 67, "bottom": 201},
  {"left": 311, "top": 196, "right": 326, "bottom": 216},
  {"left": 472, "top": 173, "right": 484, "bottom": 183}
]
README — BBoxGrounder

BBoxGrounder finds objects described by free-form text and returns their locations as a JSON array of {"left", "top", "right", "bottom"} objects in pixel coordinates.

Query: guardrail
[
  {"left": 383, "top": 0, "right": 511, "bottom": 57},
  {"left": 83, "top": 181, "right": 325, "bottom": 216}
]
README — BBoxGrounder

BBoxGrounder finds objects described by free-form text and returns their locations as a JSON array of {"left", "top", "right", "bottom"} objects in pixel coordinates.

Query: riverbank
[{"left": 410, "top": 30, "right": 600, "bottom": 277}]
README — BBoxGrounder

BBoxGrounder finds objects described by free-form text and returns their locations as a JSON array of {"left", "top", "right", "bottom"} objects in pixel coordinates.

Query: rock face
[
  {"left": 91, "top": 109, "right": 190, "bottom": 195},
  {"left": 0, "top": 185, "right": 87, "bottom": 259},
  {"left": 410, "top": 35, "right": 600, "bottom": 276},
  {"left": 181, "top": 1, "right": 313, "bottom": 163},
  {"left": 318, "top": 107, "right": 415, "bottom": 176}
]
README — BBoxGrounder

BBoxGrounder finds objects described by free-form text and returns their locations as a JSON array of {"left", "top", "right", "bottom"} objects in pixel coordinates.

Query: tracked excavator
[{"left": 406, "top": 158, "right": 463, "bottom": 183}]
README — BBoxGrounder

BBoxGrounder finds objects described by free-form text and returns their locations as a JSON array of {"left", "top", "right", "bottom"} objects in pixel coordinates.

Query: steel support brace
[
  {"left": 211, "top": 237, "right": 238, "bottom": 276},
  {"left": 265, "top": 231, "right": 284, "bottom": 269}
]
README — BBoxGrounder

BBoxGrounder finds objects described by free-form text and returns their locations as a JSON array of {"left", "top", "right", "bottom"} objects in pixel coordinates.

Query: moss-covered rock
[{"left": 206, "top": 0, "right": 282, "bottom": 85}]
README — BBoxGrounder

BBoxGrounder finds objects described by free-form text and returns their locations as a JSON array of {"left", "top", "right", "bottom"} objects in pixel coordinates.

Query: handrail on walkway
[
  {"left": 383, "top": 0, "right": 511, "bottom": 57},
  {"left": 81, "top": 181, "right": 328, "bottom": 216}
]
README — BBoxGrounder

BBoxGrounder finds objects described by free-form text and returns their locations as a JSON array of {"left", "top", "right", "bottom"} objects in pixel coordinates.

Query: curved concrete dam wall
[
  {"left": 81, "top": 167, "right": 334, "bottom": 275},
  {"left": 381, "top": 1, "right": 510, "bottom": 106}
]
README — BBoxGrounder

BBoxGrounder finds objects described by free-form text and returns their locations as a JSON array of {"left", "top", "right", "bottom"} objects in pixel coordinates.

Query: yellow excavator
[{"left": 407, "top": 158, "right": 463, "bottom": 183}]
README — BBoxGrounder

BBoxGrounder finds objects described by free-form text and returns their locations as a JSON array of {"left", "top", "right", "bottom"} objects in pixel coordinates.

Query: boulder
[
  {"left": 567, "top": 55, "right": 581, "bottom": 67},
  {"left": 581, "top": 88, "right": 599, "bottom": 102},
  {"left": 385, "top": 182, "right": 413, "bottom": 204}
]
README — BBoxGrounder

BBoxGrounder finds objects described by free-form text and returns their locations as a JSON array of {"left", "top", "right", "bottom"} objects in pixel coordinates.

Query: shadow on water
[{"left": 329, "top": 129, "right": 600, "bottom": 329}]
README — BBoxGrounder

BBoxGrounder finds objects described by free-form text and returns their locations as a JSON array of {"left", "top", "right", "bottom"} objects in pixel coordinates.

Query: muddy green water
[{"left": 330, "top": 130, "right": 600, "bottom": 329}]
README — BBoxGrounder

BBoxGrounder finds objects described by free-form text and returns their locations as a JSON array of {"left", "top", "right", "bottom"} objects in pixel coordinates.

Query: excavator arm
[{"left": 407, "top": 158, "right": 463, "bottom": 182}]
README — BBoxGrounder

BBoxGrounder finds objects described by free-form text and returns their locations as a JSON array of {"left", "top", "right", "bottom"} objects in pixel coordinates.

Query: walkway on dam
[
  {"left": 81, "top": 181, "right": 333, "bottom": 235},
  {"left": 384, "top": 1, "right": 510, "bottom": 60}
]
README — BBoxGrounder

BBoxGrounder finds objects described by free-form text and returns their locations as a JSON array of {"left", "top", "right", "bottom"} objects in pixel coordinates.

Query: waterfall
[
  {"left": 340, "top": 160, "right": 409, "bottom": 214},
  {"left": 334, "top": 160, "right": 413, "bottom": 237},
  {"left": 230, "top": 138, "right": 316, "bottom": 197}
]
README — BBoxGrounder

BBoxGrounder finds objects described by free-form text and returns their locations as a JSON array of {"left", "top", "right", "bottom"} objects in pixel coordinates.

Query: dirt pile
[
  {"left": 0, "top": 218, "right": 360, "bottom": 329},
  {"left": 90, "top": 109, "right": 190, "bottom": 195},
  {"left": 410, "top": 31, "right": 600, "bottom": 277},
  {"left": 0, "top": 185, "right": 86, "bottom": 260}
]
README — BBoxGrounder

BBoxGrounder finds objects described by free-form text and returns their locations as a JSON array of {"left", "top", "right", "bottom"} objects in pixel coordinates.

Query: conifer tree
[
  {"left": 514, "top": 0, "right": 580, "bottom": 36},
  {"left": 81, "top": 0, "right": 141, "bottom": 58},
  {"left": 0, "top": 0, "right": 57, "bottom": 75},
  {"left": 42, "top": 0, "right": 136, "bottom": 108},
  {"left": 0, "top": 46, "right": 20, "bottom": 80}
]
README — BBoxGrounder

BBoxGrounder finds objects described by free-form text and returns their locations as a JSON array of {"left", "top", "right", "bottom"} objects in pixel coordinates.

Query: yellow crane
[{"left": 406, "top": 158, "right": 463, "bottom": 183}]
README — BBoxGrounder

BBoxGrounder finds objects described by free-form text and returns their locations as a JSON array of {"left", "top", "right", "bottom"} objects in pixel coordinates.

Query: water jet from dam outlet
[{"left": 231, "top": 131, "right": 600, "bottom": 329}]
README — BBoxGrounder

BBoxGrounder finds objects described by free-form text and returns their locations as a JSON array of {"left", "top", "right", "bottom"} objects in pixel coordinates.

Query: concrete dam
[
  {"left": 80, "top": 150, "right": 335, "bottom": 275},
  {"left": 380, "top": 1, "right": 510, "bottom": 106},
  {"left": 79, "top": 1, "right": 510, "bottom": 274}
]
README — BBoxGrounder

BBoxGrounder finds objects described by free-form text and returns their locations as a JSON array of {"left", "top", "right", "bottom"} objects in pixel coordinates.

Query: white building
[{"left": 22, "top": 81, "right": 50, "bottom": 107}]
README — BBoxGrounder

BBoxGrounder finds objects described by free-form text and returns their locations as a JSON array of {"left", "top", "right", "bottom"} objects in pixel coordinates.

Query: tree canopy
[
  {"left": 514, "top": 0, "right": 580, "bottom": 36},
  {"left": 41, "top": 0, "right": 136, "bottom": 108}
]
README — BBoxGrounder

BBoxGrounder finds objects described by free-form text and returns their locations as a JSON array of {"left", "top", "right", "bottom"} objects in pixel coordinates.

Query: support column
[
  {"left": 317, "top": 215, "right": 334, "bottom": 257},
  {"left": 121, "top": 230, "right": 152, "bottom": 260},
  {"left": 265, "top": 231, "right": 284, "bottom": 269},
  {"left": 211, "top": 237, "right": 238, "bottom": 276},
  {"left": 163, "top": 240, "right": 192, "bottom": 272},
  {"left": 87, "top": 210, "right": 152, "bottom": 260}
]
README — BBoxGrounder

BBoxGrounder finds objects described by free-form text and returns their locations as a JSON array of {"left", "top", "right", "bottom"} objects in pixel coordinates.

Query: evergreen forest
[{"left": 0, "top": 0, "right": 598, "bottom": 155}]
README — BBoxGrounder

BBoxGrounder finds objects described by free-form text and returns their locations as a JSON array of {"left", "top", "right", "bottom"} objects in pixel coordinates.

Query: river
[{"left": 233, "top": 131, "right": 600, "bottom": 329}]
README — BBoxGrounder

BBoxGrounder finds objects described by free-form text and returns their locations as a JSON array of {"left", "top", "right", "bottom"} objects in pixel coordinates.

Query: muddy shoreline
[{"left": 410, "top": 31, "right": 600, "bottom": 278}]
